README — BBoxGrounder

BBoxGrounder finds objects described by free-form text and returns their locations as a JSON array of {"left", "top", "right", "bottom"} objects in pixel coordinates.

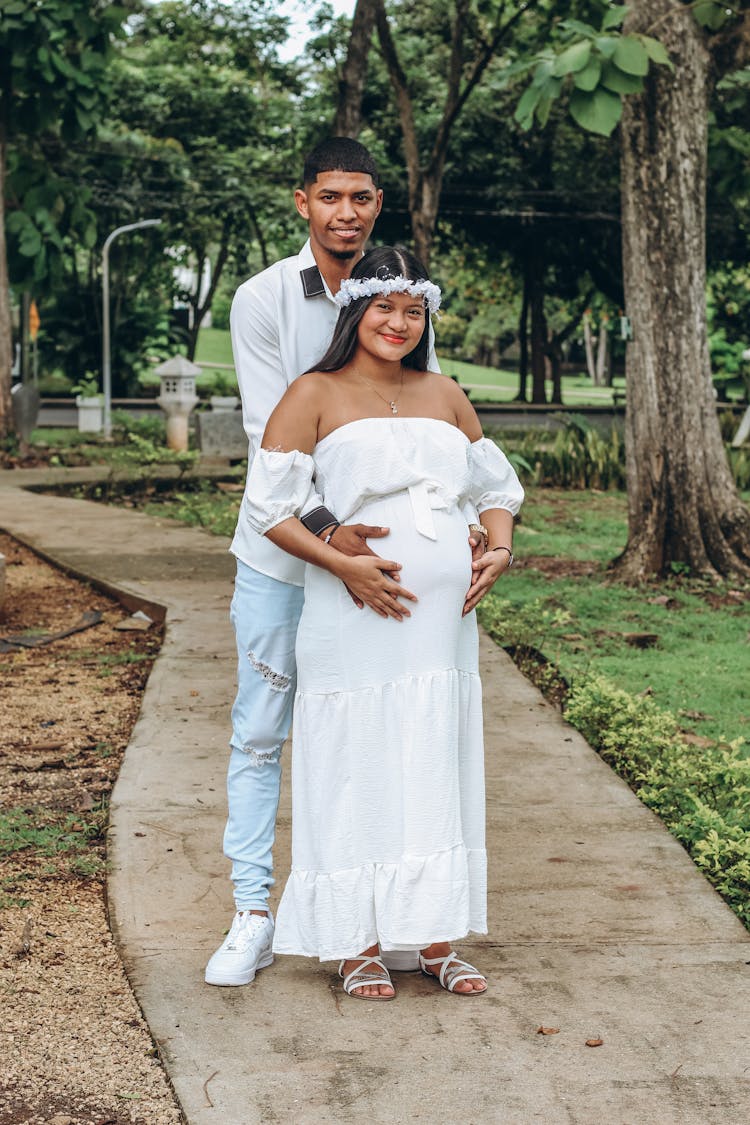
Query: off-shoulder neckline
[{"left": 315, "top": 416, "right": 473, "bottom": 450}]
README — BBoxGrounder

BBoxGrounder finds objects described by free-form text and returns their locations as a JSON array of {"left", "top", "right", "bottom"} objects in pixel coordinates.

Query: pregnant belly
[
  {"left": 353, "top": 493, "right": 472, "bottom": 605},
  {"left": 296, "top": 493, "right": 478, "bottom": 692}
]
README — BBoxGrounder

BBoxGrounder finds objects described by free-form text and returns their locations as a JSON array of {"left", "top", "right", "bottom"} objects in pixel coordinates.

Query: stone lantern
[{"left": 155, "top": 356, "right": 200, "bottom": 451}]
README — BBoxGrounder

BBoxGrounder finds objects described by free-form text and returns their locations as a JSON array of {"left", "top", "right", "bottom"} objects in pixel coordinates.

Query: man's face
[{"left": 294, "top": 171, "right": 383, "bottom": 261}]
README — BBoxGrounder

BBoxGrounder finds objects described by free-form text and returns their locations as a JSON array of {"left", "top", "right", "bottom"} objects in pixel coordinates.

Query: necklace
[{"left": 356, "top": 369, "right": 405, "bottom": 415}]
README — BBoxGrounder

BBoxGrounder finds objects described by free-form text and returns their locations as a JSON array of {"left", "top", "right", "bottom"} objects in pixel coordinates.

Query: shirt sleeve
[
  {"left": 467, "top": 437, "right": 525, "bottom": 516},
  {"left": 231, "top": 274, "right": 325, "bottom": 517},
  {"left": 244, "top": 448, "right": 316, "bottom": 535},
  {"left": 230, "top": 280, "right": 285, "bottom": 460}
]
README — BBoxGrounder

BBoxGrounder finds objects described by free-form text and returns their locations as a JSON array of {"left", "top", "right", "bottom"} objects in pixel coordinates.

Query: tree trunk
[
  {"left": 0, "top": 135, "right": 14, "bottom": 440},
  {"left": 583, "top": 314, "right": 597, "bottom": 382},
  {"left": 515, "top": 270, "right": 529, "bottom": 402},
  {"left": 528, "top": 255, "right": 547, "bottom": 405},
  {"left": 595, "top": 316, "right": 609, "bottom": 386},
  {"left": 615, "top": 2, "right": 750, "bottom": 579},
  {"left": 334, "top": 0, "right": 378, "bottom": 137}
]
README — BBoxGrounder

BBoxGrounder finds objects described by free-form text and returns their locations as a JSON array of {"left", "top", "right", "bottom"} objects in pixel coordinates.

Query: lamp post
[{"left": 102, "top": 219, "right": 161, "bottom": 439}]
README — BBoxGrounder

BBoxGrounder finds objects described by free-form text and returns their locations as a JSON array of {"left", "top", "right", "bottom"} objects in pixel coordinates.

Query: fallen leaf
[
  {"left": 536, "top": 1026, "right": 560, "bottom": 1035},
  {"left": 585, "top": 1037, "right": 604, "bottom": 1047}
]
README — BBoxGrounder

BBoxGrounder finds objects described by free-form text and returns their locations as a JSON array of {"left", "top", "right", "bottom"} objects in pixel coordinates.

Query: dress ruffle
[{"left": 273, "top": 843, "right": 487, "bottom": 961}]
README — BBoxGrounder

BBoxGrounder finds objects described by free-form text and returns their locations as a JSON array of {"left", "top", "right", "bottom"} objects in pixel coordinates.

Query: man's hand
[
  {"left": 328, "top": 523, "right": 389, "bottom": 558},
  {"left": 334, "top": 555, "right": 418, "bottom": 621},
  {"left": 463, "top": 550, "right": 511, "bottom": 616},
  {"left": 323, "top": 524, "right": 392, "bottom": 608}
]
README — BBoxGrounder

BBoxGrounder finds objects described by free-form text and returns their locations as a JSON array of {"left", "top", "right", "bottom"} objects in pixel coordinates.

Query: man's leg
[{"left": 205, "top": 561, "right": 304, "bottom": 986}]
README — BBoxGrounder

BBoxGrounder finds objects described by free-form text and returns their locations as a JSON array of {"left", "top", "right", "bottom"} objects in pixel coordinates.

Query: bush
[{"left": 565, "top": 675, "right": 750, "bottom": 926}]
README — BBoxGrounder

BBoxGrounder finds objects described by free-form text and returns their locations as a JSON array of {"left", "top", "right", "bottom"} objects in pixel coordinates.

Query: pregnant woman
[{"left": 245, "top": 246, "right": 524, "bottom": 1001}]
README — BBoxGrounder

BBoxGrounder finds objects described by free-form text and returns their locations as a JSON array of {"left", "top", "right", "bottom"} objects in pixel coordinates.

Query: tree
[
  {"left": 335, "top": 0, "right": 379, "bottom": 136},
  {"left": 515, "top": 0, "right": 750, "bottom": 578},
  {"left": 0, "top": 0, "right": 129, "bottom": 438},
  {"left": 616, "top": 1, "right": 750, "bottom": 579},
  {"left": 111, "top": 0, "right": 298, "bottom": 360},
  {"left": 371, "top": 0, "right": 546, "bottom": 267}
]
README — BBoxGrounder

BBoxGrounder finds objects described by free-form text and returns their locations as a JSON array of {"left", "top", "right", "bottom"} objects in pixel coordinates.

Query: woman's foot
[
  {"left": 339, "top": 943, "right": 396, "bottom": 1000},
  {"left": 419, "top": 942, "right": 487, "bottom": 994}
]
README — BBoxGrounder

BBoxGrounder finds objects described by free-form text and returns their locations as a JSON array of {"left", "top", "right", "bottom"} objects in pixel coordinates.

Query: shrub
[{"left": 565, "top": 675, "right": 750, "bottom": 926}]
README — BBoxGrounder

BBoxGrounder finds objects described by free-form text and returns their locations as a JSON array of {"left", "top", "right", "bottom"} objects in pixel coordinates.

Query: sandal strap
[
  {"left": 339, "top": 955, "right": 392, "bottom": 994},
  {"left": 419, "top": 950, "right": 486, "bottom": 992}
]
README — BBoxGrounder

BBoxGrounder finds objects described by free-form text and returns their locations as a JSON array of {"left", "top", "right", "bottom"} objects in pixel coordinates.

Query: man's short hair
[{"left": 302, "top": 137, "right": 380, "bottom": 189}]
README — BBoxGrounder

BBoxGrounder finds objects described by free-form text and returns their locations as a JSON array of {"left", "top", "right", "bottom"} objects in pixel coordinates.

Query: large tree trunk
[
  {"left": 615, "top": 2, "right": 750, "bottom": 580},
  {"left": 0, "top": 136, "right": 14, "bottom": 440},
  {"left": 334, "top": 0, "right": 378, "bottom": 137}
]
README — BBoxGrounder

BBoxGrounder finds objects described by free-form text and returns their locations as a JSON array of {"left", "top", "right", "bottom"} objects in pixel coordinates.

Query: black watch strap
[{"left": 300, "top": 505, "right": 338, "bottom": 536}]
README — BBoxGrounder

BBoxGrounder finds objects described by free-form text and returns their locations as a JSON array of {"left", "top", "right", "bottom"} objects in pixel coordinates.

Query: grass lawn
[
  {"left": 479, "top": 488, "right": 750, "bottom": 749},
  {"left": 194, "top": 327, "right": 626, "bottom": 406}
]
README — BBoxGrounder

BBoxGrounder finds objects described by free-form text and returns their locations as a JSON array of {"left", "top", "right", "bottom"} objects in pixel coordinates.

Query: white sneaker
[{"left": 204, "top": 911, "right": 274, "bottom": 986}]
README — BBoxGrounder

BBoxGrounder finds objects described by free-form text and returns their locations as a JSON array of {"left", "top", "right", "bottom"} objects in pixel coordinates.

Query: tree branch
[{"left": 373, "top": 0, "right": 421, "bottom": 206}]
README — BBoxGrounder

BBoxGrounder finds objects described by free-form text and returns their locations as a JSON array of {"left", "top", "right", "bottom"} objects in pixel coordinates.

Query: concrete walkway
[{"left": 2, "top": 468, "right": 749, "bottom": 1125}]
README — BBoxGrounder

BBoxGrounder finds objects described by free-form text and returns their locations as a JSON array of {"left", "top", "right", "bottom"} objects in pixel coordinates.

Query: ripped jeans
[{"left": 224, "top": 560, "right": 305, "bottom": 911}]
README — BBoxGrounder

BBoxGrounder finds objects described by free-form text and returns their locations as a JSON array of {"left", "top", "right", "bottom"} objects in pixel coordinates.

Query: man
[{"left": 205, "top": 138, "right": 433, "bottom": 986}]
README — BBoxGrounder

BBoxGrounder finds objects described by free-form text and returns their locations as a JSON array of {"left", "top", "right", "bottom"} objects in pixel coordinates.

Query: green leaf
[
  {"left": 693, "top": 1, "right": 731, "bottom": 31},
  {"left": 602, "top": 5, "right": 629, "bottom": 31},
  {"left": 569, "top": 87, "right": 623, "bottom": 136},
  {"left": 639, "top": 35, "right": 674, "bottom": 70},
  {"left": 18, "top": 227, "right": 42, "bottom": 257},
  {"left": 536, "top": 95, "right": 553, "bottom": 128},
  {"left": 531, "top": 59, "right": 555, "bottom": 88},
  {"left": 514, "top": 82, "right": 543, "bottom": 127},
  {"left": 612, "top": 36, "right": 649, "bottom": 76},
  {"left": 600, "top": 61, "right": 645, "bottom": 95},
  {"left": 559, "top": 19, "right": 598, "bottom": 38},
  {"left": 573, "top": 57, "right": 601, "bottom": 91},
  {"left": 553, "top": 39, "right": 592, "bottom": 76},
  {"left": 594, "top": 36, "right": 618, "bottom": 59}
]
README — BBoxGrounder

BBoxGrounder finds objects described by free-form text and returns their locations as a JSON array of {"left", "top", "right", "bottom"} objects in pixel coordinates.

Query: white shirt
[{"left": 229, "top": 239, "right": 440, "bottom": 586}]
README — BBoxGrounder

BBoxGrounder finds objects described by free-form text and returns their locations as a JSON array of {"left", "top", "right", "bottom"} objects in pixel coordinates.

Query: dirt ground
[{"left": 0, "top": 532, "right": 183, "bottom": 1125}]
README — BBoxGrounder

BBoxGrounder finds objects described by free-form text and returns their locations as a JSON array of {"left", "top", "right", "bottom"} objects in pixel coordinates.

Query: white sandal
[
  {"left": 338, "top": 954, "right": 396, "bottom": 1001},
  {"left": 419, "top": 950, "right": 487, "bottom": 995}
]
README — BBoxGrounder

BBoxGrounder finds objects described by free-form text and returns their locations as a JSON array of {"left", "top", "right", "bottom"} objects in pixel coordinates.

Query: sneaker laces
[{"left": 225, "top": 912, "right": 267, "bottom": 951}]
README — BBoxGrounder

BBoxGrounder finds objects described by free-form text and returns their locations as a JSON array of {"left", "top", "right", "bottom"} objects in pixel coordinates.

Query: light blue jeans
[{"left": 224, "top": 560, "right": 305, "bottom": 910}]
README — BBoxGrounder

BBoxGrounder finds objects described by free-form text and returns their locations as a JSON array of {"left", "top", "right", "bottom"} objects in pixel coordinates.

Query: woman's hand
[
  {"left": 463, "top": 549, "right": 512, "bottom": 616},
  {"left": 333, "top": 555, "right": 418, "bottom": 621}
]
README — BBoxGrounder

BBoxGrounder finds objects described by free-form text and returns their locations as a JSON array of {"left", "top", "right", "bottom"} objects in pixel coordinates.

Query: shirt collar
[{"left": 298, "top": 239, "right": 335, "bottom": 303}]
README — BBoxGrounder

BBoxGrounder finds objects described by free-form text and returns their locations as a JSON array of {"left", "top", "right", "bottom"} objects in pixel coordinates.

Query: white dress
[{"left": 246, "top": 417, "right": 524, "bottom": 961}]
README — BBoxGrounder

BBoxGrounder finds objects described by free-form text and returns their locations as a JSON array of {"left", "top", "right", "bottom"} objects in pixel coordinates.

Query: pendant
[{"left": 389, "top": 402, "right": 398, "bottom": 415}]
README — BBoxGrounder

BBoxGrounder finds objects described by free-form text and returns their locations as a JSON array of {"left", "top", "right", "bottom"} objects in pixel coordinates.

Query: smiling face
[
  {"left": 356, "top": 291, "right": 428, "bottom": 363},
  {"left": 294, "top": 171, "right": 383, "bottom": 262}
]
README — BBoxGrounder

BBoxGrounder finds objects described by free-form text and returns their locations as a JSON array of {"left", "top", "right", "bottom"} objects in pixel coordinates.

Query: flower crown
[{"left": 334, "top": 274, "right": 442, "bottom": 314}]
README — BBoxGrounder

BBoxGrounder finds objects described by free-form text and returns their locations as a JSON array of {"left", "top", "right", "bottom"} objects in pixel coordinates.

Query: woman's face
[{"left": 356, "top": 291, "right": 426, "bottom": 361}]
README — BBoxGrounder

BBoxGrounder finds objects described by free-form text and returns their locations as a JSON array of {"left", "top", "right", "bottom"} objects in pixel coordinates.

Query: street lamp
[{"left": 102, "top": 219, "right": 161, "bottom": 439}]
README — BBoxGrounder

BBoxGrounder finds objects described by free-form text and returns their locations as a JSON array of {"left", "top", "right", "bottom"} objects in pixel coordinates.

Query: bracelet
[
  {"left": 324, "top": 522, "right": 340, "bottom": 544},
  {"left": 468, "top": 522, "right": 488, "bottom": 540},
  {"left": 490, "top": 545, "right": 514, "bottom": 567}
]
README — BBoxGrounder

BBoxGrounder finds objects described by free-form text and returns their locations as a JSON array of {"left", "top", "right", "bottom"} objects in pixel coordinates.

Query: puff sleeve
[
  {"left": 467, "top": 437, "right": 524, "bottom": 516},
  {"left": 244, "top": 448, "right": 316, "bottom": 535}
]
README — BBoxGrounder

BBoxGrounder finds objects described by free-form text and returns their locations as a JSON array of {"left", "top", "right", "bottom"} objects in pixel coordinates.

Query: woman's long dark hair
[{"left": 309, "top": 246, "right": 433, "bottom": 374}]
